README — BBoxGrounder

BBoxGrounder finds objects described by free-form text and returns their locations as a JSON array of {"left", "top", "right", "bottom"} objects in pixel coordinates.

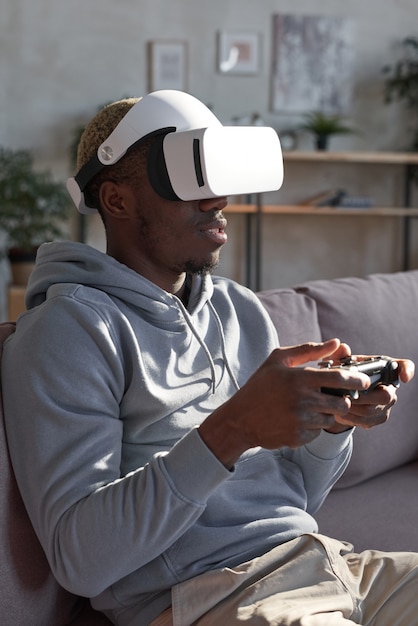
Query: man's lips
[{"left": 199, "top": 219, "right": 228, "bottom": 244}]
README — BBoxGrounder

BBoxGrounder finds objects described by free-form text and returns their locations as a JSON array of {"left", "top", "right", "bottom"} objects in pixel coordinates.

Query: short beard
[{"left": 184, "top": 258, "right": 219, "bottom": 276}]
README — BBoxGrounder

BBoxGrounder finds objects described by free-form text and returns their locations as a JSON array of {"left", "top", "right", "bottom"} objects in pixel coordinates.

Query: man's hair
[{"left": 77, "top": 97, "right": 152, "bottom": 213}]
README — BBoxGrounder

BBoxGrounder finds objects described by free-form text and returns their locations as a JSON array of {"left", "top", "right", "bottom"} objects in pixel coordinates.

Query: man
[{"left": 2, "top": 90, "right": 416, "bottom": 626}]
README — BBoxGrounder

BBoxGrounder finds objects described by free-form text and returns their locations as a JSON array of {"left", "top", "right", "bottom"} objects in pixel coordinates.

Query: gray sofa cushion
[
  {"left": 258, "top": 270, "right": 418, "bottom": 489},
  {"left": 257, "top": 289, "right": 322, "bottom": 345},
  {"left": 314, "top": 461, "right": 418, "bottom": 552},
  {"left": 296, "top": 270, "right": 418, "bottom": 488}
]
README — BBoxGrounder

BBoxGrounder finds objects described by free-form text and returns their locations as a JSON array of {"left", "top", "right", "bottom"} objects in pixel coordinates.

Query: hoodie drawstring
[
  {"left": 208, "top": 300, "right": 240, "bottom": 393},
  {"left": 176, "top": 298, "right": 240, "bottom": 395}
]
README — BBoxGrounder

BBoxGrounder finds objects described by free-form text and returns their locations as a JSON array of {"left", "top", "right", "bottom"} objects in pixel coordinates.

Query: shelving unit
[{"left": 225, "top": 151, "right": 418, "bottom": 289}]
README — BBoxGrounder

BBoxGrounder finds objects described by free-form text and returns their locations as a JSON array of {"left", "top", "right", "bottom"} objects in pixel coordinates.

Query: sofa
[{"left": 1, "top": 269, "right": 418, "bottom": 625}]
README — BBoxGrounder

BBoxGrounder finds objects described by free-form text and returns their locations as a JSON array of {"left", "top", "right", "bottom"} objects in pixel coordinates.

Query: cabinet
[{"left": 225, "top": 151, "right": 418, "bottom": 289}]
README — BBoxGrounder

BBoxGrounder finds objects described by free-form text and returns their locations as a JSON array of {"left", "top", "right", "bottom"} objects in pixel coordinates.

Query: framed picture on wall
[
  {"left": 147, "top": 40, "right": 188, "bottom": 92},
  {"left": 270, "top": 14, "right": 354, "bottom": 113},
  {"left": 217, "top": 32, "right": 260, "bottom": 75}
]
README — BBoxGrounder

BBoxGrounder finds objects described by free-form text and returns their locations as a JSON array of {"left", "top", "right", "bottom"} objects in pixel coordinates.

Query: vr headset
[{"left": 66, "top": 90, "right": 284, "bottom": 215}]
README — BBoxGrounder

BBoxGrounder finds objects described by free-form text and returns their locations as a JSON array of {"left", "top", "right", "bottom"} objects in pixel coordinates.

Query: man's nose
[{"left": 199, "top": 196, "right": 228, "bottom": 212}]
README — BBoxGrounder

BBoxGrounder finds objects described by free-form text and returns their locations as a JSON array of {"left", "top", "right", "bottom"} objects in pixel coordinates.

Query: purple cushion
[
  {"left": 0, "top": 323, "right": 110, "bottom": 625},
  {"left": 0, "top": 323, "right": 76, "bottom": 624}
]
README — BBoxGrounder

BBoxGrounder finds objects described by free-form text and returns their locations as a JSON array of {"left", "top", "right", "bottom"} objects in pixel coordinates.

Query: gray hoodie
[{"left": 2, "top": 241, "right": 352, "bottom": 624}]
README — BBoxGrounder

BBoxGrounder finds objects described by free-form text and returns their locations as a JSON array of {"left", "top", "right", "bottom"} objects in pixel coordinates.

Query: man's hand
[
  {"left": 328, "top": 357, "right": 415, "bottom": 433},
  {"left": 199, "top": 338, "right": 371, "bottom": 468}
]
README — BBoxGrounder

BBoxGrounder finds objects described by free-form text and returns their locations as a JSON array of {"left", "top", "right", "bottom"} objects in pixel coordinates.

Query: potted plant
[
  {"left": 300, "top": 111, "right": 355, "bottom": 150},
  {"left": 0, "top": 146, "right": 70, "bottom": 285},
  {"left": 382, "top": 36, "right": 418, "bottom": 149}
]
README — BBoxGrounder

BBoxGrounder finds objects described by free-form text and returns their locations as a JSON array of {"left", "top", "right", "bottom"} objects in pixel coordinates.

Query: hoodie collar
[{"left": 26, "top": 241, "right": 214, "bottom": 316}]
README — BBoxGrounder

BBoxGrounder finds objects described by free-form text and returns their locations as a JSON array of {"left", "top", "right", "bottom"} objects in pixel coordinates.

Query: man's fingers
[
  {"left": 316, "top": 366, "right": 371, "bottom": 396},
  {"left": 279, "top": 339, "right": 342, "bottom": 367},
  {"left": 397, "top": 358, "right": 415, "bottom": 383}
]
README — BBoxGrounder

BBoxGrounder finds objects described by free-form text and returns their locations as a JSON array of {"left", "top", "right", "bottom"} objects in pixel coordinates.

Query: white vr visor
[{"left": 66, "top": 90, "right": 284, "bottom": 214}]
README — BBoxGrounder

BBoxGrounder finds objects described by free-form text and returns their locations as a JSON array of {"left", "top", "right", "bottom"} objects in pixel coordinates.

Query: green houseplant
[
  {"left": 300, "top": 111, "right": 355, "bottom": 150},
  {"left": 382, "top": 36, "right": 418, "bottom": 149},
  {"left": 0, "top": 146, "right": 70, "bottom": 284}
]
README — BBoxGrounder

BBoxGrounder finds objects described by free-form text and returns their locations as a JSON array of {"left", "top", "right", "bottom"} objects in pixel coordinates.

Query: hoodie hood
[
  {"left": 26, "top": 241, "right": 214, "bottom": 323},
  {"left": 25, "top": 241, "right": 235, "bottom": 397}
]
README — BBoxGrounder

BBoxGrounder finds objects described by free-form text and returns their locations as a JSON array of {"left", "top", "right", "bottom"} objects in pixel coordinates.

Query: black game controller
[{"left": 320, "top": 356, "right": 400, "bottom": 399}]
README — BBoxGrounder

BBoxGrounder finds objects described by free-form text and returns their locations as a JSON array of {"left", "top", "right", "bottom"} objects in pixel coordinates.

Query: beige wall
[{"left": 2, "top": 0, "right": 418, "bottom": 292}]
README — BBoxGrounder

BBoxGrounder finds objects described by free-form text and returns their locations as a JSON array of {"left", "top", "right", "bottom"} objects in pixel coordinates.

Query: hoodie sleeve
[
  {"left": 281, "top": 428, "right": 353, "bottom": 514},
  {"left": 2, "top": 293, "right": 231, "bottom": 597}
]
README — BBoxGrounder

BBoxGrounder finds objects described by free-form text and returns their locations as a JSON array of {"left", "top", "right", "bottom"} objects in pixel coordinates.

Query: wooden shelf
[
  {"left": 226, "top": 204, "right": 418, "bottom": 217},
  {"left": 262, "top": 205, "right": 418, "bottom": 216},
  {"left": 283, "top": 150, "right": 418, "bottom": 165},
  {"left": 224, "top": 203, "right": 257, "bottom": 214}
]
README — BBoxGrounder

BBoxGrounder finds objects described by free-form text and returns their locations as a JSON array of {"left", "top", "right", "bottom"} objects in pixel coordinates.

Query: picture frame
[
  {"left": 147, "top": 40, "right": 188, "bottom": 92},
  {"left": 270, "top": 14, "right": 353, "bottom": 113},
  {"left": 217, "top": 31, "right": 260, "bottom": 75}
]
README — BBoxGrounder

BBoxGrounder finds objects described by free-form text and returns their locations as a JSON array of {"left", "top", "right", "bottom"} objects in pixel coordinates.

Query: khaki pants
[{"left": 151, "top": 534, "right": 418, "bottom": 626}]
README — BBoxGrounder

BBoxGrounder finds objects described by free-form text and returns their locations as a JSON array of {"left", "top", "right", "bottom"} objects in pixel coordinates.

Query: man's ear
[{"left": 99, "top": 181, "right": 131, "bottom": 218}]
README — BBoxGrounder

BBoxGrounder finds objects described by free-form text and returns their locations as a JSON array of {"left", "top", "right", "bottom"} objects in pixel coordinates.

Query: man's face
[{"left": 110, "top": 174, "right": 228, "bottom": 285}]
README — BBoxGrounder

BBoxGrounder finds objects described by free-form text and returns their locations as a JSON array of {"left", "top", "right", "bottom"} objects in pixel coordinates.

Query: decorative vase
[{"left": 315, "top": 135, "right": 329, "bottom": 151}]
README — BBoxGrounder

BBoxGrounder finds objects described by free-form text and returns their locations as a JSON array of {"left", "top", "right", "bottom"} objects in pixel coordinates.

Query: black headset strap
[
  {"left": 74, "top": 156, "right": 103, "bottom": 191},
  {"left": 147, "top": 133, "right": 180, "bottom": 201},
  {"left": 74, "top": 127, "right": 177, "bottom": 192}
]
